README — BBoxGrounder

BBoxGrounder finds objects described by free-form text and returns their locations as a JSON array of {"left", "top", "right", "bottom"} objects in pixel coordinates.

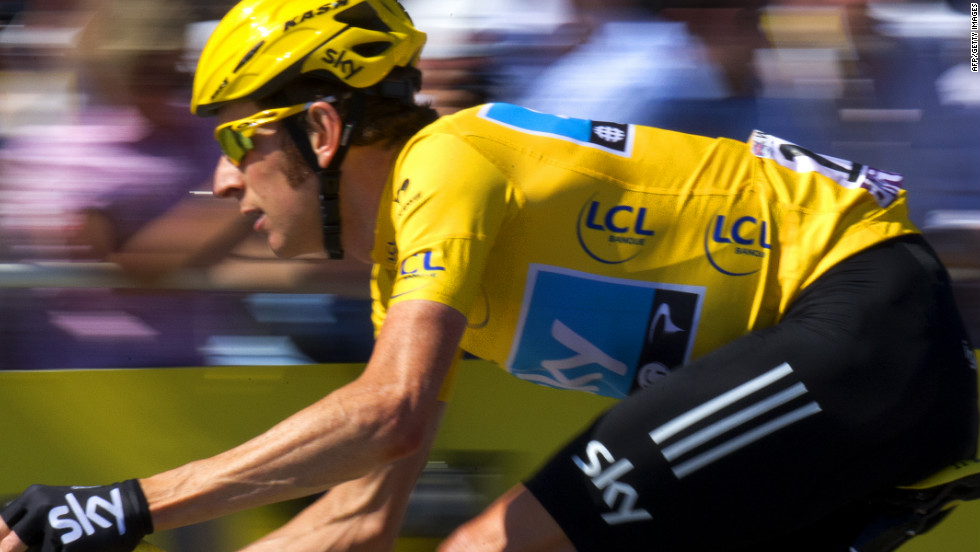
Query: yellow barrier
[
  {"left": 0, "top": 361, "right": 614, "bottom": 550},
  {"left": 1, "top": 355, "right": 976, "bottom": 551}
]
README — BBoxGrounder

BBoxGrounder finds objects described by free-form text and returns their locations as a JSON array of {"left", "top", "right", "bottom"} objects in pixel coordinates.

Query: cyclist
[{"left": 2, "top": 0, "right": 977, "bottom": 551}]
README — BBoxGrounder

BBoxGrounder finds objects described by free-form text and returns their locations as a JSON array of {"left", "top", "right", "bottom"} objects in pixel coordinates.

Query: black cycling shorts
[{"left": 525, "top": 234, "right": 978, "bottom": 552}]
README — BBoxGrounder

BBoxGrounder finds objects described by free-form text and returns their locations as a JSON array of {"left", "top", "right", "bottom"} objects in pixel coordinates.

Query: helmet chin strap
[{"left": 282, "top": 94, "right": 366, "bottom": 259}]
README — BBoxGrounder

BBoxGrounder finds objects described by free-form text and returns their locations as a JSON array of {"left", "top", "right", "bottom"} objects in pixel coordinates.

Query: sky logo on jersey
[
  {"left": 478, "top": 103, "right": 634, "bottom": 157},
  {"left": 703, "top": 213, "right": 772, "bottom": 276},
  {"left": 506, "top": 265, "right": 703, "bottom": 398}
]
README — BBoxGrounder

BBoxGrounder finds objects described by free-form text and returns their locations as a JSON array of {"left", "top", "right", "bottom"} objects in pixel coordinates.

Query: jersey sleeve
[{"left": 380, "top": 131, "right": 517, "bottom": 322}]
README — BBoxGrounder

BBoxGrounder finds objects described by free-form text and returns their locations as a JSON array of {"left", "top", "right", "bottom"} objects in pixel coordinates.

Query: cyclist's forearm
[
  {"left": 238, "top": 404, "right": 445, "bottom": 552},
  {"left": 236, "top": 470, "right": 408, "bottom": 552},
  {"left": 140, "top": 300, "right": 465, "bottom": 533},
  {"left": 140, "top": 379, "right": 430, "bottom": 531}
]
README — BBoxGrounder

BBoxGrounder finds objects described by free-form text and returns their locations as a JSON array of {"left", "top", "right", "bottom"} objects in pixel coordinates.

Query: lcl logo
[
  {"left": 577, "top": 198, "right": 656, "bottom": 264},
  {"left": 704, "top": 214, "right": 772, "bottom": 276}
]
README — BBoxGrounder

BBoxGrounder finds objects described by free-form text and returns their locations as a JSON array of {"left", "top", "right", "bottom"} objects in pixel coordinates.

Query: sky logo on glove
[{"left": 48, "top": 488, "right": 127, "bottom": 545}]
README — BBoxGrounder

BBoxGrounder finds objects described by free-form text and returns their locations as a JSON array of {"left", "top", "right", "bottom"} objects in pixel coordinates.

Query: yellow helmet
[{"left": 191, "top": 0, "right": 426, "bottom": 116}]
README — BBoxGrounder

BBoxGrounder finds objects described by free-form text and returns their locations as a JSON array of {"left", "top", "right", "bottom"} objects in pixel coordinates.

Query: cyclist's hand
[{"left": 0, "top": 480, "right": 152, "bottom": 552}]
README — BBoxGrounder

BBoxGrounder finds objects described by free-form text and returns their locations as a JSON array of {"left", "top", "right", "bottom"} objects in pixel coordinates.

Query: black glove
[{"left": 1, "top": 479, "right": 152, "bottom": 552}]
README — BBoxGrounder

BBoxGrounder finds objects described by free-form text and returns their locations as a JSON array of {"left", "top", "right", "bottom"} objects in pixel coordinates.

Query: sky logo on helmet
[
  {"left": 323, "top": 49, "right": 365, "bottom": 80},
  {"left": 284, "top": 1, "right": 350, "bottom": 32}
]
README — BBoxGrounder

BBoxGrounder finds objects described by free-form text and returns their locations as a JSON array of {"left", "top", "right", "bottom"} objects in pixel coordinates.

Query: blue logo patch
[
  {"left": 479, "top": 103, "right": 633, "bottom": 157},
  {"left": 506, "top": 265, "right": 703, "bottom": 398}
]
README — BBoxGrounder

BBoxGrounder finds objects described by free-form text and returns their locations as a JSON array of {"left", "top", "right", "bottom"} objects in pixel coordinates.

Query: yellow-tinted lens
[
  {"left": 215, "top": 126, "right": 253, "bottom": 166},
  {"left": 212, "top": 102, "right": 312, "bottom": 165}
]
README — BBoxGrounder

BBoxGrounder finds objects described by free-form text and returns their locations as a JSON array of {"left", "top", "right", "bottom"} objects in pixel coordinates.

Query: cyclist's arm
[
  {"left": 440, "top": 484, "right": 575, "bottom": 552},
  {"left": 237, "top": 402, "right": 446, "bottom": 552},
  {"left": 139, "top": 299, "right": 466, "bottom": 532},
  {"left": 70, "top": 194, "right": 253, "bottom": 280}
]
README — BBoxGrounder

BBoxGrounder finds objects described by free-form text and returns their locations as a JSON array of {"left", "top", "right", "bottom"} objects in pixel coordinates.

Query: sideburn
[{"left": 280, "top": 129, "right": 317, "bottom": 189}]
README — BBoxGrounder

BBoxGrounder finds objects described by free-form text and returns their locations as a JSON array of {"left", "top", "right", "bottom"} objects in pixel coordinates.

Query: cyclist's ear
[{"left": 306, "top": 101, "right": 343, "bottom": 169}]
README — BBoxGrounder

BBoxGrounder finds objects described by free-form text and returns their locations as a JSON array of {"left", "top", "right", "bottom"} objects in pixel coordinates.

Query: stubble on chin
[{"left": 271, "top": 135, "right": 325, "bottom": 258}]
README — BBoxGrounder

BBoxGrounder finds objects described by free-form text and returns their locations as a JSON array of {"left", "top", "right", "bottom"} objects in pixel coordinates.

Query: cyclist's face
[{"left": 212, "top": 101, "right": 324, "bottom": 258}]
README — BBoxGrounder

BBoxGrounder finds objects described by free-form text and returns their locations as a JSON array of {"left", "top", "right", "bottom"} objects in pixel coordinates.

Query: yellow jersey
[{"left": 371, "top": 103, "right": 916, "bottom": 399}]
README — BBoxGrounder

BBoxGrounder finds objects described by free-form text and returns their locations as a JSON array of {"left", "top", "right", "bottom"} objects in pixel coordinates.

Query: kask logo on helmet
[{"left": 284, "top": 1, "right": 350, "bottom": 32}]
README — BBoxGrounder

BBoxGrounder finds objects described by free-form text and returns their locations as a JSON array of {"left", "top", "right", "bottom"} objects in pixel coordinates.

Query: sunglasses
[
  {"left": 214, "top": 100, "right": 328, "bottom": 166},
  {"left": 214, "top": 102, "right": 308, "bottom": 166}
]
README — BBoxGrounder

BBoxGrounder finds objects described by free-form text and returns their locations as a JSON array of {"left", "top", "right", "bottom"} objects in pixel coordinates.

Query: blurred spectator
[
  {"left": 754, "top": 0, "right": 979, "bottom": 212},
  {"left": 513, "top": 0, "right": 765, "bottom": 138},
  {"left": 0, "top": 0, "right": 255, "bottom": 370},
  {"left": 0, "top": 0, "right": 376, "bottom": 372},
  {"left": 407, "top": 0, "right": 584, "bottom": 114},
  {"left": 754, "top": 0, "right": 979, "bottom": 343},
  {"left": 0, "top": 0, "right": 974, "bottom": 370},
  {"left": 0, "top": 0, "right": 251, "bottom": 279},
  {"left": 408, "top": 0, "right": 978, "bottom": 343}
]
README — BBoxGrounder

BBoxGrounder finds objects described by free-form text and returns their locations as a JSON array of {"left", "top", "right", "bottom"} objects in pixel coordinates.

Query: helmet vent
[
  {"left": 234, "top": 40, "right": 265, "bottom": 73},
  {"left": 335, "top": 3, "right": 392, "bottom": 33},
  {"left": 352, "top": 41, "right": 392, "bottom": 57}
]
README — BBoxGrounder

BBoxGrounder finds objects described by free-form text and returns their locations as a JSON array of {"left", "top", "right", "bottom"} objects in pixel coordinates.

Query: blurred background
[
  {"left": 0, "top": 0, "right": 977, "bottom": 370},
  {"left": 0, "top": 0, "right": 977, "bottom": 550}
]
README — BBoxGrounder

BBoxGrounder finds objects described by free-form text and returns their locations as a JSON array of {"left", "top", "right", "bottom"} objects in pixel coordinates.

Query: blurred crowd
[{"left": 0, "top": 0, "right": 977, "bottom": 371}]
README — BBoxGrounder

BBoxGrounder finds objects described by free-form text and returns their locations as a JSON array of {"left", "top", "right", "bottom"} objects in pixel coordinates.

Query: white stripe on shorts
[{"left": 649, "top": 362, "right": 822, "bottom": 479}]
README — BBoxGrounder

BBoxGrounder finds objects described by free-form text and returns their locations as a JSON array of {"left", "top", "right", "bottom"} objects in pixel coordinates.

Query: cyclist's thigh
[{"left": 525, "top": 235, "right": 978, "bottom": 552}]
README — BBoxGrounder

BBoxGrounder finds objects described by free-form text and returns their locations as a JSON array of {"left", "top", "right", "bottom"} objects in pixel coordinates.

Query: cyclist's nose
[{"left": 213, "top": 156, "right": 244, "bottom": 200}]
